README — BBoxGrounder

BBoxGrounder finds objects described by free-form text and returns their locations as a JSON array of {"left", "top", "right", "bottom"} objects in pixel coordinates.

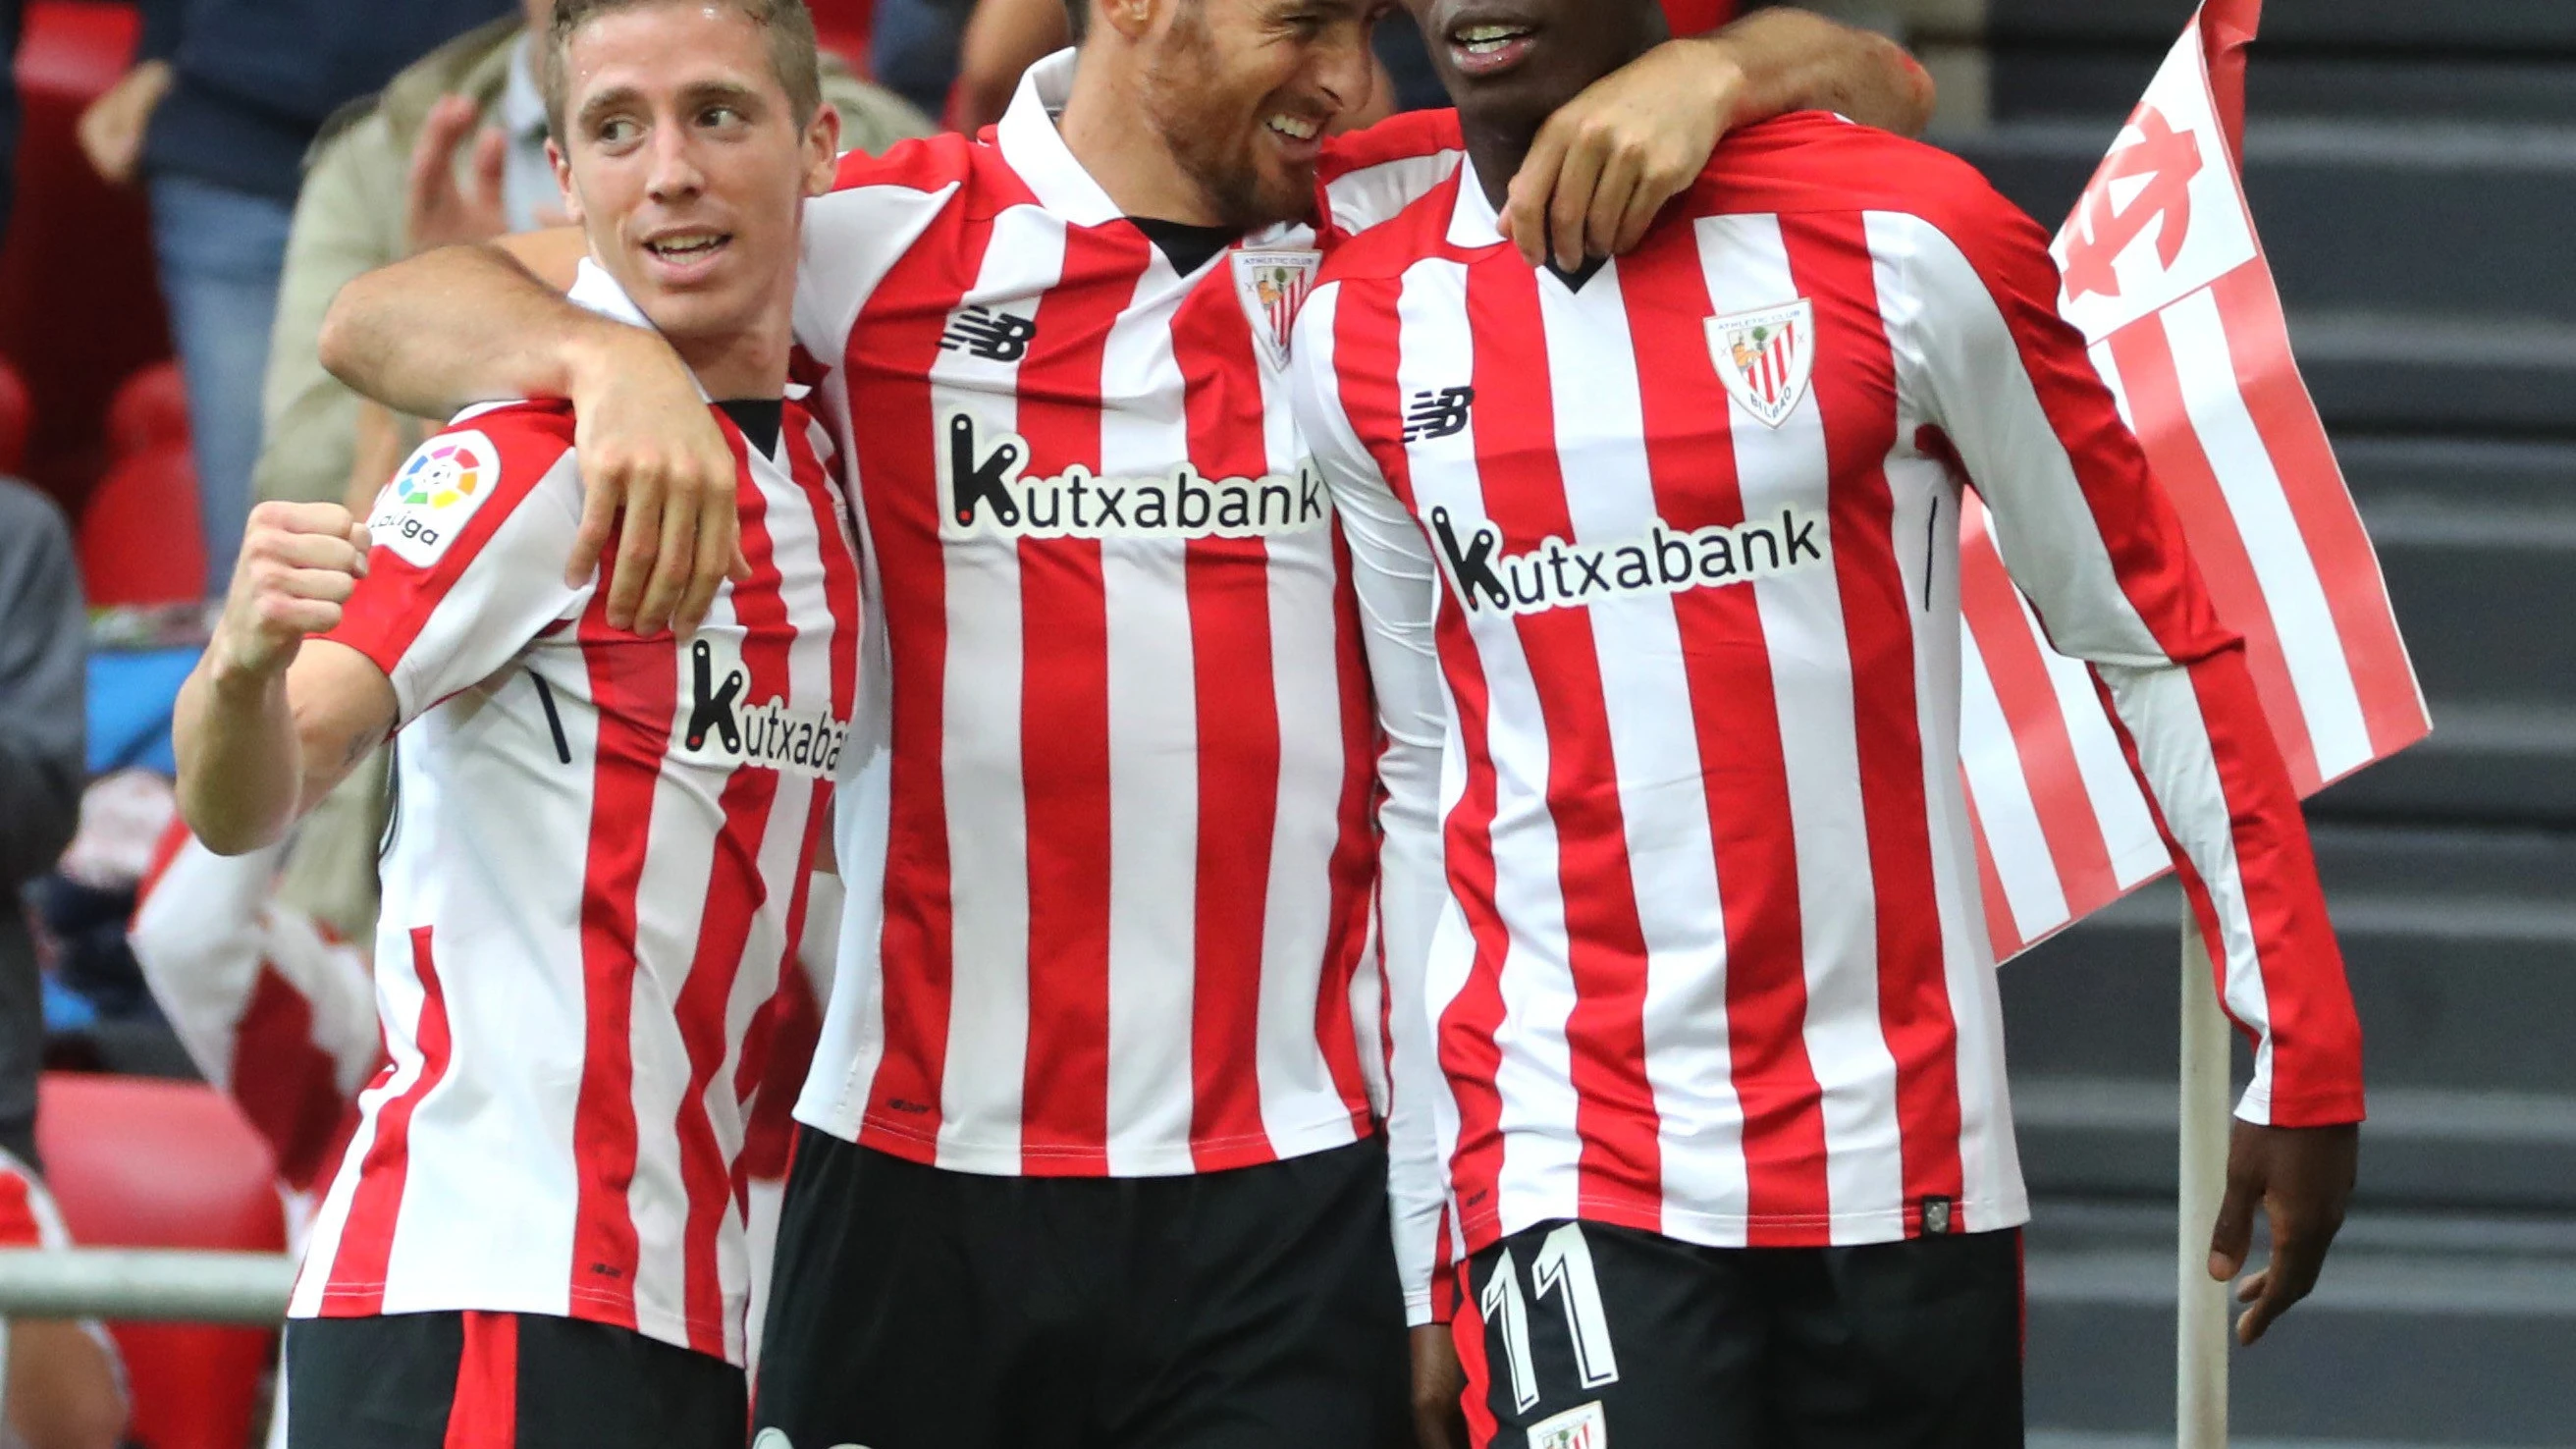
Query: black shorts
[
  {"left": 1458, "top": 1220, "right": 2022, "bottom": 1449},
  {"left": 752, "top": 1128, "right": 1411, "bottom": 1449},
  {"left": 285, "top": 1311, "right": 747, "bottom": 1449}
]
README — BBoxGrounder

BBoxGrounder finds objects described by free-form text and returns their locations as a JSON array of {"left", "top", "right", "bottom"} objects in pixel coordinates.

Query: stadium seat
[
  {"left": 79, "top": 442, "right": 206, "bottom": 606},
  {"left": 0, "top": 2, "right": 174, "bottom": 514},
  {"left": 807, "top": 0, "right": 875, "bottom": 74},
  {"left": 0, "top": 354, "right": 30, "bottom": 478},
  {"left": 104, "top": 361, "right": 188, "bottom": 464},
  {"left": 34, "top": 1073, "right": 285, "bottom": 1449}
]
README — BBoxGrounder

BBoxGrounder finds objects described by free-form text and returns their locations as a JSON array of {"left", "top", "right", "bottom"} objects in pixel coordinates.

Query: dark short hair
[
  {"left": 544, "top": 0, "right": 824, "bottom": 140},
  {"left": 1064, "top": 0, "right": 1089, "bottom": 42}
]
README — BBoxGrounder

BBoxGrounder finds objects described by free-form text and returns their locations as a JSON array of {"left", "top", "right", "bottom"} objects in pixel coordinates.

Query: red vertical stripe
[
  {"left": 2208, "top": 263, "right": 2427, "bottom": 764},
  {"left": 2104, "top": 318, "right": 2322, "bottom": 789},
  {"left": 1783, "top": 210, "right": 1965, "bottom": 1226},
  {"left": 846, "top": 203, "right": 997, "bottom": 1157},
  {"left": 1312, "top": 524, "right": 1386, "bottom": 1130},
  {"left": 568, "top": 548, "right": 682, "bottom": 1329},
  {"left": 670, "top": 426, "right": 789, "bottom": 1356},
  {"left": 1958, "top": 535, "right": 2120, "bottom": 911},
  {"left": 230, "top": 963, "right": 357, "bottom": 1194},
  {"left": 1451, "top": 1266, "right": 1500, "bottom": 1448},
  {"left": 1617, "top": 235, "right": 1832, "bottom": 1242},
  {"left": 1009, "top": 223, "right": 1149, "bottom": 1173},
  {"left": 1959, "top": 785, "right": 2026, "bottom": 958},
  {"left": 442, "top": 1311, "right": 519, "bottom": 1449},
  {"left": 320, "top": 927, "right": 452, "bottom": 1313},
  {"left": 1464, "top": 257, "right": 1665, "bottom": 1232},
  {"left": 1169, "top": 269, "right": 1283, "bottom": 1165}
]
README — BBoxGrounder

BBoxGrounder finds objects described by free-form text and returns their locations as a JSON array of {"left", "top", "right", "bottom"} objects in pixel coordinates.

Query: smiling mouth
[
  {"left": 1447, "top": 21, "right": 1539, "bottom": 77},
  {"left": 644, "top": 231, "right": 732, "bottom": 266},
  {"left": 1265, "top": 112, "right": 1323, "bottom": 144}
]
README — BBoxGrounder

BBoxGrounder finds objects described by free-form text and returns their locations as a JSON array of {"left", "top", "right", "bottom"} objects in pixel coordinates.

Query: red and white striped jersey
[
  {"left": 289, "top": 264, "right": 860, "bottom": 1366},
  {"left": 1293, "top": 114, "right": 2364, "bottom": 1288},
  {"left": 786, "top": 53, "right": 1461, "bottom": 1180},
  {"left": 130, "top": 818, "right": 383, "bottom": 1198}
]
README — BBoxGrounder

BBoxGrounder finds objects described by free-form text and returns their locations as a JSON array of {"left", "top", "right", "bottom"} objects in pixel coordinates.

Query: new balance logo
[
  {"left": 1430, "top": 505, "right": 1831, "bottom": 617},
  {"left": 676, "top": 636, "right": 848, "bottom": 780},
  {"left": 939, "top": 305, "right": 1039, "bottom": 363},
  {"left": 939, "top": 411, "right": 1329, "bottom": 541},
  {"left": 1403, "top": 386, "right": 1476, "bottom": 443}
]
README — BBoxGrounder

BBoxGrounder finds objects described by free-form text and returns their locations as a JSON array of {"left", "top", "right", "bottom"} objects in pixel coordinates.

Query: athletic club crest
[
  {"left": 1706, "top": 298, "right": 1815, "bottom": 429},
  {"left": 1233, "top": 248, "right": 1321, "bottom": 367}
]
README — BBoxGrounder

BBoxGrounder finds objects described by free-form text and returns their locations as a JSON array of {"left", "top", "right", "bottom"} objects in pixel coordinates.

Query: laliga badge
[
  {"left": 1706, "top": 298, "right": 1815, "bottom": 430},
  {"left": 1233, "top": 248, "right": 1322, "bottom": 368},
  {"left": 369, "top": 429, "right": 500, "bottom": 567}
]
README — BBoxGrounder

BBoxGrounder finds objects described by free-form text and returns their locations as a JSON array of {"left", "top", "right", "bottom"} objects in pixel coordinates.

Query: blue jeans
[{"left": 148, "top": 175, "right": 293, "bottom": 593}]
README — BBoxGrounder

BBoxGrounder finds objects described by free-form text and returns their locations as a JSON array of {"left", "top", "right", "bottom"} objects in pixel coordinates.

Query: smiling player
[
  {"left": 171, "top": 3, "right": 857, "bottom": 1443},
  {"left": 1295, "top": 0, "right": 2367, "bottom": 1443}
]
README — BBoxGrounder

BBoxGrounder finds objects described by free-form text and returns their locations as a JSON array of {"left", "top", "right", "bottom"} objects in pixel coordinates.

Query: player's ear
[
  {"left": 546, "top": 136, "right": 586, "bottom": 225},
  {"left": 802, "top": 104, "right": 842, "bottom": 197},
  {"left": 1101, "top": 0, "right": 1158, "bottom": 42}
]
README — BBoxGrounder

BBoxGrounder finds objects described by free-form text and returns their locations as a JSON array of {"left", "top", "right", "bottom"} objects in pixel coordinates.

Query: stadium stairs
[{"left": 1889, "top": 0, "right": 2576, "bottom": 1441}]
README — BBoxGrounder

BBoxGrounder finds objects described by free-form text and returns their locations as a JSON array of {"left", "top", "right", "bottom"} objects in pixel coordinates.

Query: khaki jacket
[{"left": 253, "top": 19, "right": 931, "bottom": 940}]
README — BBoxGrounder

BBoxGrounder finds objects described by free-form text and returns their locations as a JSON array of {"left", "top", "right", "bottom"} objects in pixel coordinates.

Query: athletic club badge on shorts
[
  {"left": 1233, "top": 248, "right": 1321, "bottom": 368},
  {"left": 1706, "top": 298, "right": 1815, "bottom": 429},
  {"left": 1529, "top": 1400, "right": 1608, "bottom": 1449}
]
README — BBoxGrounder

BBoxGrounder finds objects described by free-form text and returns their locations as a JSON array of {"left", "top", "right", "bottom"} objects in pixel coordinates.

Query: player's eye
[
  {"left": 700, "top": 105, "right": 748, "bottom": 132},
  {"left": 595, "top": 116, "right": 642, "bottom": 147}
]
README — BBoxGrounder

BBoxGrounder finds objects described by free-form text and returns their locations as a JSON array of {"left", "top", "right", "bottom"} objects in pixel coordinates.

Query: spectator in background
[
  {"left": 0, "top": 483, "right": 121, "bottom": 1449},
  {"left": 871, "top": 0, "right": 974, "bottom": 123},
  {"left": 0, "top": 480, "right": 80, "bottom": 1178},
  {"left": 73, "top": 0, "right": 514, "bottom": 594}
]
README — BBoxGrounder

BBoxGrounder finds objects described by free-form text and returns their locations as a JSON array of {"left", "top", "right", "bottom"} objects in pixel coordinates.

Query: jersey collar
[
  {"left": 1447, "top": 156, "right": 1508, "bottom": 251},
  {"left": 996, "top": 49, "right": 1124, "bottom": 229}
]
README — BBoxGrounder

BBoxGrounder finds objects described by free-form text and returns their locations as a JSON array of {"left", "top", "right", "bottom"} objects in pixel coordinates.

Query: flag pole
[{"left": 2178, "top": 906, "right": 2230, "bottom": 1446}]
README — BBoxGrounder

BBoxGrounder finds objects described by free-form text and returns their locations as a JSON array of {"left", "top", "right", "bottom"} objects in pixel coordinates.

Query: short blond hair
[{"left": 543, "top": 0, "right": 824, "bottom": 138}]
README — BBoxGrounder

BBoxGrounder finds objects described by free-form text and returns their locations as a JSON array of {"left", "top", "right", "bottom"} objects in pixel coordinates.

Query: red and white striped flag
[{"left": 1962, "top": 0, "right": 2432, "bottom": 959}]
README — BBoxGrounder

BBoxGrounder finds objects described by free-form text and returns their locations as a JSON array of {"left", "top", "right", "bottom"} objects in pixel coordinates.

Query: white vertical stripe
[
  {"left": 929, "top": 204, "right": 1060, "bottom": 1166},
  {"left": 1099, "top": 256, "right": 1203, "bottom": 1172},
  {"left": 1535, "top": 262, "right": 1748, "bottom": 1240},
  {"left": 2159, "top": 291, "right": 2373, "bottom": 778},
  {"left": 1398, "top": 260, "right": 1584, "bottom": 1230},
  {"left": 1959, "top": 626, "right": 2070, "bottom": 942},
  {"left": 1694, "top": 213, "right": 1903, "bottom": 1234}
]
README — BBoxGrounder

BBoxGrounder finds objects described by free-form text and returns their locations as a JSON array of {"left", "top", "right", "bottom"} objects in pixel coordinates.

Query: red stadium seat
[
  {"left": 80, "top": 441, "right": 206, "bottom": 605},
  {"left": 807, "top": 0, "right": 875, "bottom": 74},
  {"left": 105, "top": 361, "right": 189, "bottom": 463},
  {"left": 0, "top": 354, "right": 30, "bottom": 477},
  {"left": 35, "top": 1073, "right": 286, "bottom": 1449},
  {"left": 0, "top": 2, "right": 174, "bottom": 515}
]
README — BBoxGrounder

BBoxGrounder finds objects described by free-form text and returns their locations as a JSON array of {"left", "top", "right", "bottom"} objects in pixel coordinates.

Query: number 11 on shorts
[{"left": 1481, "top": 1223, "right": 1624, "bottom": 1413}]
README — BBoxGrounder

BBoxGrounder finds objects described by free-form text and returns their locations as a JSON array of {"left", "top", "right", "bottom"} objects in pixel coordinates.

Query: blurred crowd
[{"left": 0, "top": 1, "right": 1761, "bottom": 1444}]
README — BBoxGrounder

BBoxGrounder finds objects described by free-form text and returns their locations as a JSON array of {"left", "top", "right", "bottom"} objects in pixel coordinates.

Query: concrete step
[
  {"left": 2002, "top": 828, "right": 2576, "bottom": 1102},
  {"left": 2026, "top": 1198, "right": 2576, "bottom": 1443},
  {"left": 1986, "top": 0, "right": 2576, "bottom": 52},
  {"left": 1993, "top": 52, "right": 2576, "bottom": 127}
]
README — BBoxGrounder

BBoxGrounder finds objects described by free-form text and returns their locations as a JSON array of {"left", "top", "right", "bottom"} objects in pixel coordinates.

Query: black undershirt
[
  {"left": 1128, "top": 216, "right": 1241, "bottom": 276},
  {"left": 715, "top": 397, "right": 784, "bottom": 457}
]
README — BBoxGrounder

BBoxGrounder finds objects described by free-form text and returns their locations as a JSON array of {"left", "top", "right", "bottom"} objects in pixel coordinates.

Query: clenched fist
[{"left": 210, "top": 501, "right": 372, "bottom": 681}]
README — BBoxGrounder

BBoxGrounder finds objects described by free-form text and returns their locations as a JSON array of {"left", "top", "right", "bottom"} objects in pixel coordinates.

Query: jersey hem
[
  {"left": 811, "top": 1101, "right": 1372, "bottom": 1178},
  {"left": 1458, "top": 1188, "right": 2033, "bottom": 1256},
  {"left": 294, "top": 1283, "right": 745, "bottom": 1368}
]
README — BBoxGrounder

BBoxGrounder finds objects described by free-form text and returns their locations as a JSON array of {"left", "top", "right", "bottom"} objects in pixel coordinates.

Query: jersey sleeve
[
  {"left": 1291, "top": 281, "right": 1454, "bottom": 1324},
  {"left": 129, "top": 818, "right": 381, "bottom": 1190},
  {"left": 322, "top": 408, "right": 591, "bottom": 727},
  {"left": 1891, "top": 200, "right": 2364, "bottom": 1129},
  {"left": 794, "top": 138, "right": 975, "bottom": 365},
  {"left": 1315, "top": 110, "right": 1466, "bottom": 246}
]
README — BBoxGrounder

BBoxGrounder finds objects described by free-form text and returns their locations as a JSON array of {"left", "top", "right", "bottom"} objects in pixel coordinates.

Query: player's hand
[
  {"left": 76, "top": 60, "right": 172, "bottom": 188},
  {"left": 405, "top": 94, "right": 511, "bottom": 254},
  {"left": 564, "top": 330, "right": 748, "bottom": 636},
  {"left": 210, "top": 502, "right": 372, "bottom": 682},
  {"left": 1411, "top": 1323, "right": 1468, "bottom": 1449},
  {"left": 2209, "top": 1120, "right": 2357, "bottom": 1345},
  {"left": 1501, "top": 37, "right": 1744, "bottom": 271}
]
